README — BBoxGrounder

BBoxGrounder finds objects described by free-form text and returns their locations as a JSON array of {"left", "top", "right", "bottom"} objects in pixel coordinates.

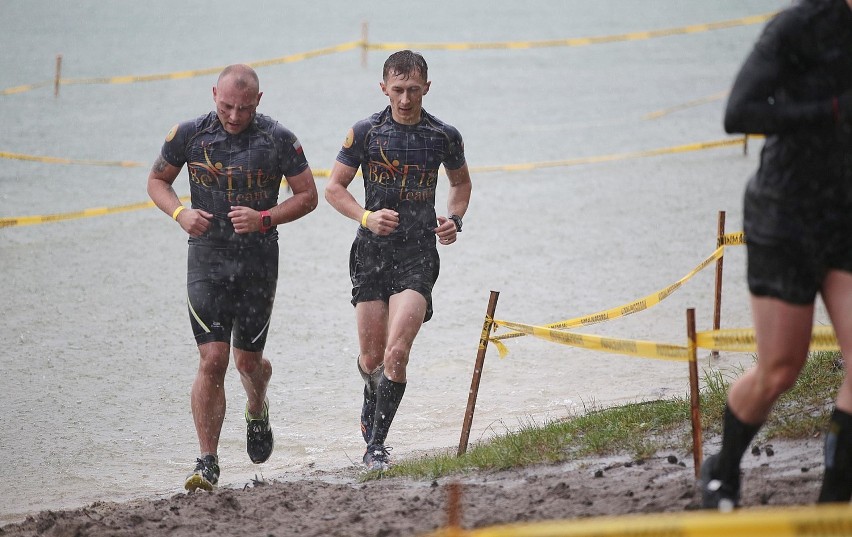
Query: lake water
[{"left": 0, "top": 0, "right": 802, "bottom": 524}]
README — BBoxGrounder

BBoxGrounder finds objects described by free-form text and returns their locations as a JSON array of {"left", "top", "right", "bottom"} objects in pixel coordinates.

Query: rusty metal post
[
  {"left": 54, "top": 54, "right": 62, "bottom": 98},
  {"left": 458, "top": 290, "right": 499, "bottom": 456},
  {"left": 446, "top": 481, "right": 462, "bottom": 534},
  {"left": 712, "top": 210, "right": 726, "bottom": 360},
  {"left": 687, "top": 308, "right": 703, "bottom": 478},
  {"left": 360, "top": 21, "right": 369, "bottom": 68}
]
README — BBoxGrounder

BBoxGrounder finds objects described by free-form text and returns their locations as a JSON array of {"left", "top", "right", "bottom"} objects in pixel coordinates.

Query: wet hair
[
  {"left": 382, "top": 50, "right": 428, "bottom": 82},
  {"left": 217, "top": 64, "right": 260, "bottom": 91}
]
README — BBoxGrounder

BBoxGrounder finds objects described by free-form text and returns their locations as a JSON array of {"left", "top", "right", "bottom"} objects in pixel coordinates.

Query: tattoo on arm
[{"left": 152, "top": 155, "right": 168, "bottom": 173}]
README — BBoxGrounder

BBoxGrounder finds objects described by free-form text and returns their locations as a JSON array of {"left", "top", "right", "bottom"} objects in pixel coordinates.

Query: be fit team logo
[
  {"left": 366, "top": 140, "right": 438, "bottom": 203},
  {"left": 187, "top": 143, "right": 281, "bottom": 204}
]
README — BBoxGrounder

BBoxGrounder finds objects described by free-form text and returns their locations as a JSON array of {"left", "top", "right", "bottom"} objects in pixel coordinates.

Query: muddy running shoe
[
  {"left": 363, "top": 444, "right": 392, "bottom": 471},
  {"left": 246, "top": 398, "right": 274, "bottom": 464},
  {"left": 184, "top": 455, "right": 220, "bottom": 492},
  {"left": 699, "top": 453, "right": 740, "bottom": 512}
]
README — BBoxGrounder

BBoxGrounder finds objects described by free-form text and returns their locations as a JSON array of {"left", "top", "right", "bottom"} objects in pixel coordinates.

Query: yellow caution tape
[
  {"left": 0, "top": 200, "right": 161, "bottom": 228},
  {"left": 719, "top": 231, "right": 746, "bottom": 247},
  {"left": 1, "top": 42, "right": 361, "bottom": 95},
  {"left": 696, "top": 325, "right": 838, "bottom": 353},
  {"left": 0, "top": 137, "right": 746, "bottom": 173},
  {"left": 422, "top": 502, "right": 852, "bottom": 537},
  {"left": 643, "top": 90, "right": 728, "bottom": 120},
  {"left": 490, "top": 319, "right": 690, "bottom": 362},
  {"left": 469, "top": 138, "right": 746, "bottom": 174},
  {"left": 0, "top": 151, "right": 145, "bottom": 167},
  {"left": 0, "top": 80, "right": 53, "bottom": 95},
  {"left": 0, "top": 138, "right": 744, "bottom": 228},
  {"left": 370, "top": 13, "right": 776, "bottom": 52},
  {"left": 488, "top": 322, "right": 838, "bottom": 362},
  {"left": 2, "top": 13, "right": 776, "bottom": 96},
  {"left": 493, "top": 246, "right": 724, "bottom": 342}
]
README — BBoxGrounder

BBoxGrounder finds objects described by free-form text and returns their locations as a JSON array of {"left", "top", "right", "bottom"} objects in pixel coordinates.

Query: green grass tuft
[{"left": 364, "top": 351, "right": 843, "bottom": 482}]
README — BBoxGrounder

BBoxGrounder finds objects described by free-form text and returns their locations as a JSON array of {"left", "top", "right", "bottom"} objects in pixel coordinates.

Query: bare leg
[
  {"left": 727, "top": 295, "right": 814, "bottom": 424},
  {"left": 822, "top": 271, "right": 852, "bottom": 414},
  {"left": 234, "top": 348, "right": 272, "bottom": 418},
  {"left": 817, "top": 271, "right": 852, "bottom": 502},
  {"left": 191, "top": 341, "right": 231, "bottom": 455},
  {"left": 356, "top": 300, "right": 389, "bottom": 375},
  {"left": 703, "top": 295, "right": 814, "bottom": 508},
  {"left": 383, "top": 289, "right": 428, "bottom": 382}
]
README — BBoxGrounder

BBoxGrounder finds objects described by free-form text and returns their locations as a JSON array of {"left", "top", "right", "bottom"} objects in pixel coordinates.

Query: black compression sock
[
  {"left": 357, "top": 356, "right": 382, "bottom": 395},
  {"left": 818, "top": 407, "right": 852, "bottom": 503},
  {"left": 369, "top": 374, "right": 406, "bottom": 447},
  {"left": 716, "top": 404, "right": 762, "bottom": 484}
]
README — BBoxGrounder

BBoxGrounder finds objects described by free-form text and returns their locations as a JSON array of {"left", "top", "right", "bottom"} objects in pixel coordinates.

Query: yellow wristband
[
  {"left": 171, "top": 206, "right": 185, "bottom": 221},
  {"left": 361, "top": 210, "right": 372, "bottom": 228}
]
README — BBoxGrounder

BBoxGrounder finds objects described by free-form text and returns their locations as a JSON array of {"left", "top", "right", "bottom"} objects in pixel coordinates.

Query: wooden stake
[
  {"left": 687, "top": 308, "right": 703, "bottom": 478},
  {"left": 361, "top": 21, "right": 369, "bottom": 68},
  {"left": 712, "top": 210, "right": 726, "bottom": 361},
  {"left": 54, "top": 54, "right": 62, "bottom": 98},
  {"left": 458, "top": 290, "right": 499, "bottom": 456}
]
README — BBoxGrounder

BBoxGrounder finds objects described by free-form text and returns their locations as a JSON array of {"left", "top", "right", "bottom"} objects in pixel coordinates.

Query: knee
[
  {"left": 235, "top": 353, "right": 269, "bottom": 377},
  {"left": 198, "top": 348, "right": 229, "bottom": 378},
  {"left": 384, "top": 344, "right": 410, "bottom": 372},
  {"left": 760, "top": 364, "right": 802, "bottom": 399}
]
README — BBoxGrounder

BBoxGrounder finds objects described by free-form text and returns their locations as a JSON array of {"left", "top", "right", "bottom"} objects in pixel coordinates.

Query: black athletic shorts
[
  {"left": 349, "top": 237, "right": 440, "bottom": 323},
  {"left": 187, "top": 241, "right": 279, "bottom": 351},
  {"left": 747, "top": 233, "right": 852, "bottom": 305}
]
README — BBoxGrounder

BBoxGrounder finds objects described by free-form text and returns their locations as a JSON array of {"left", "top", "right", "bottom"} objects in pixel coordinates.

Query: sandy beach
[{"left": 0, "top": 435, "right": 827, "bottom": 537}]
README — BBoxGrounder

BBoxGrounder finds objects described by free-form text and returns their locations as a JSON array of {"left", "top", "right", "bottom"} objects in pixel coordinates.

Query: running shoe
[
  {"left": 184, "top": 455, "right": 220, "bottom": 492},
  {"left": 361, "top": 384, "right": 377, "bottom": 443},
  {"left": 363, "top": 444, "right": 392, "bottom": 471},
  {"left": 246, "top": 398, "right": 274, "bottom": 464},
  {"left": 699, "top": 453, "right": 740, "bottom": 511}
]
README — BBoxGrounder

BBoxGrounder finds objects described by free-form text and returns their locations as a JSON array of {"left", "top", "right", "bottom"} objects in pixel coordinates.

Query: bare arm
[
  {"left": 146, "top": 155, "right": 212, "bottom": 237},
  {"left": 227, "top": 166, "right": 318, "bottom": 233},
  {"left": 324, "top": 161, "right": 398, "bottom": 236},
  {"left": 277, "top": 166, "right": 319, "bottom": 223},
  {"left": 434, "top": 164, "right": 472, "bottom": 245}
]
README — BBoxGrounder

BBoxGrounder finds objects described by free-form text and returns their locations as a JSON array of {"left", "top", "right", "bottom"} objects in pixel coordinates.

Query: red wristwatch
[{"left": 259, "top": 210, "right": 273, "bottom": 233}]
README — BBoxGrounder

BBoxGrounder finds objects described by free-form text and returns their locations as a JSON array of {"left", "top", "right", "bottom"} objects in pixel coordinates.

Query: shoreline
[{"left": 0, "top": 436, "right": 827, "bottom": 537}]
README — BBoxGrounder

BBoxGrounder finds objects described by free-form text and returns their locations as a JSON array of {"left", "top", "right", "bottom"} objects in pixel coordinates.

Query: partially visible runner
[
  {"left": 147, "top": 64, "right": 318, "bottom": 491},
  {"left": 701, "top": 0, "right": 852, "bottom": 510},
  {"left": 324, "top": 50, "right": 472, "bottom": 471}
]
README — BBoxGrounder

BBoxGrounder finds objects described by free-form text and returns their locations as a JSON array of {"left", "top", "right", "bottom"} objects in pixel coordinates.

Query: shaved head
[{"left": 218, "top": 64, "right": 260, "bottom": 92}]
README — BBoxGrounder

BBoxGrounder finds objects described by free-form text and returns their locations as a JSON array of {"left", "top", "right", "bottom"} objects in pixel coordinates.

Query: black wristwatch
[{"left": 449, "top": 214, "right": 463, "bottom": 233}]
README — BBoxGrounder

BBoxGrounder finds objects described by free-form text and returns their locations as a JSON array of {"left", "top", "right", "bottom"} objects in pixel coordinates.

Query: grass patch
[{"left": 365, "top": 351, "right": 843, "bottom": 481}]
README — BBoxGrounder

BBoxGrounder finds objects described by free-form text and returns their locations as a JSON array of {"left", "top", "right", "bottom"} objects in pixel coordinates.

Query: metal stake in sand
[
  {"left": 54, "top": 54, "right": 62, "bottom": 98},
  {"left": 360, "top": 21, "right": 369, "bottom": 68},
  {"left": 458, "top": 290, "right": 499, "bottom": 456},
  {"left": 686, "top": 308, "right": 703, "bottom": 478},
  {"left": 712, "top": 210, "right": 726, "bottom": 360},
  {"left": 446, "top": 481, "right": 462, "bottom": 534}
]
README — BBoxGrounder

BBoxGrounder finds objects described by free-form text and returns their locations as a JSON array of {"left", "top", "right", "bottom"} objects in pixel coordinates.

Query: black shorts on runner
[
  {"left": 349, "top": 237, "right": 440, "bottom": 323},
  {"left": 747, "top": 234, "right": 852, "bottom": 305},
  {"left": 187, "top": 241, "right": 279, "bottom": 351}
]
